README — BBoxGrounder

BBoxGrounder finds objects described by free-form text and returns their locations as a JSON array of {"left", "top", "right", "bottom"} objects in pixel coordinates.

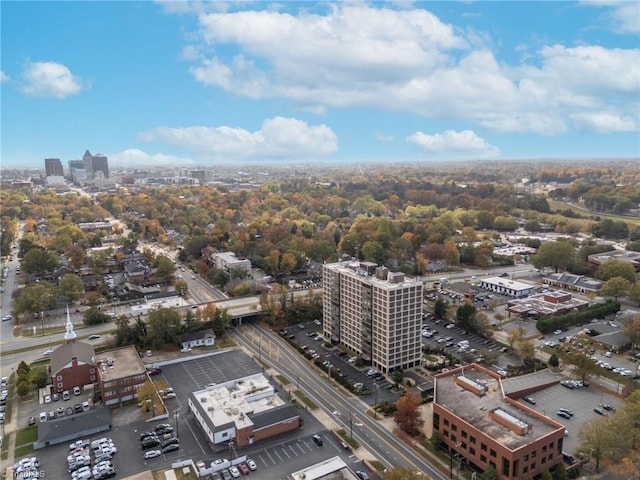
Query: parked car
[
  {"left": 247, "top": 458, "right": 258, "bottom": 472},
  {"left": 556, "top": 411, "right": 571, "bottom": 419},
  {"left": 228, "top": 466, "right": 241, "bottom": 478},
  {"left": 161, "top": 443, "right": 179, "bottom": 454},
  {"left": 523, "top": 396, "right": 536, "bottom": 405},
  {"left": 144, "top": 449, "right": 161, "bottom": 460},
  {"left": 312, "top": 434, "right": 323, "bottom": 446},
  {"left": 594, "top": 407, "right": 606, "bottom": 416}
]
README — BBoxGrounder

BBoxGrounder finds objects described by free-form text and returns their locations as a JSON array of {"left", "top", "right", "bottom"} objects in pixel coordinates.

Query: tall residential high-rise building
[
  {"left": 44, "top": 158, "right": 64, "bottom": 176},
  {"left": 191, "top": 170, "right": 205, "bottom": 183},
  {"left": 82, "top": 150, "right": 109, "bottom": 179},
  {"left": 322, "top": 261, "right": 423, "bottom": 373}
]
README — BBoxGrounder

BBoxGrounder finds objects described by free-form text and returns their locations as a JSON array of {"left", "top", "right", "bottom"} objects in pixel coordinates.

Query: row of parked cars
[
  {"left": 208, "top": 457, "right": 257, "bottom": 478},
  {"left": 140, "top": 423, "right": 180, "bottom": 457},
  {"left": 14, "top": 456, "right": 43, "bottom": 479},
  {"left": 67, "top": 437, "right": 117, "bottom": 480}
]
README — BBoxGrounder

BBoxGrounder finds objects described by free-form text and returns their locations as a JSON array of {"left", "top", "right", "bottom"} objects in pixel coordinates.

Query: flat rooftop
[
  {"left": 481, "top": 277, "right": 535, "bottom": 291},
  {"left": 95, "top": 345, "right": 146, "bottom": 381},
  {"left": 508, "top": 294, "right": 588, "bottom": 315},
  {"left": 435, "top": 365, "right": 563, "bottom": 450},
  {"left": 192, "top": 373, "right": 284, "bottom": 430},
  {"left": 290, "top": 456, "right": 358, "bottom": 480}
]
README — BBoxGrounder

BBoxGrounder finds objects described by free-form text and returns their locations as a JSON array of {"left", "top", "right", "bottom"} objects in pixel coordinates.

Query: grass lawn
[
  {"left": 548, "top": 199, "right": 640, "bottom": 227},
  {"left": 15, "top": 426, "right": 38, "bottom": 446}
]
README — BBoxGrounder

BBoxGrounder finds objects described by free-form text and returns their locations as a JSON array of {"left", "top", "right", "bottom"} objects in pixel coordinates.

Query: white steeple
[{"left": 64, "top": 305, "right": 76, "bottom": 343}]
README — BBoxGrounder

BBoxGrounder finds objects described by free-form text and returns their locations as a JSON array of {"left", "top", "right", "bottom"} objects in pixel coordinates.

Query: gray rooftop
[{"left": 435, "top": 365, "right": 564, "bottom": 451}]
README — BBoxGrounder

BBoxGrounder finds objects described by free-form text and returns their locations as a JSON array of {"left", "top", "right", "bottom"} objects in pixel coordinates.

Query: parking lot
[
  {"left": 515, "top": 382, "right": 625, "bottom": 454},
  {"left": 282, "top": 322, "right": 401, "bottom": 405},
  {"left": 13, "top": 349, "right": 371, "bottom": 480}
]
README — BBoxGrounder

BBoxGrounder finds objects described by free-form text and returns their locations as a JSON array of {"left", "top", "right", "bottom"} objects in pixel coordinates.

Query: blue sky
[{"left": 2, "top": 1, "right": 639, "bottom": 168}]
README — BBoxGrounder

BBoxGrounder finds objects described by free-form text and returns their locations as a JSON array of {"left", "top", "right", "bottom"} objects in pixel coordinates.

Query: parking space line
[
  {"left": 265, "top": 450, "right": 277, "bottom": 465},
  {"left": 273, "top": 448, "right": 284, "bottom": 462}
]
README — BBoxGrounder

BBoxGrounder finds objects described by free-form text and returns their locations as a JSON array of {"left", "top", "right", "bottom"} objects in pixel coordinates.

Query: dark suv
[{"left": 312, "top": 434, "right": 323, "bottom": 446}]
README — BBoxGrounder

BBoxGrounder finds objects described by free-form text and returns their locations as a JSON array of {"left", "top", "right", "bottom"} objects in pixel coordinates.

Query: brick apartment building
[
  {"left": 433, "top": 364, "right": 565, "bottom": 479},
  {"left": 95, "top": 346, "right": 148, "bottom": 406}
]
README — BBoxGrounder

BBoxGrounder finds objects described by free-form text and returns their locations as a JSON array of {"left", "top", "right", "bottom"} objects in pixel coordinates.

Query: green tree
[
  {"left": 548, "top": 353, "right": 559, "bottom": 368},
  {"left": 517, "top": 339, "right": 536, "bottom": 363},
  {"left": 480, "top": 464, "right": 497, "bottom": 480},
  {"left": 58, "top": 274, "right": 84, "bottom": 302},
  {"left": 17, "top": 381, "right": 30, "bottom": 397},
  {"left": 147, "top": 307, "right": 182, "bottom": 347},
  {"left": 434, "top": 298, "right": 447, "bottom": 319},
  {"left": 22, "top": 248, "right": 60, "bottom": 274},
  {"left": 456, "top": 303, "right": 477, "bottom": 331},
  {"left": 31, "top": 368, "right": 48, "bottom": 389},
  {"left": 211, "top": 308, "right": 231, "bottom": 336},
  {"left": 361, "top": 240, "right": 384, "bottom": 264},
  {"left": 83, "top": 306, "right": 108, "bottom": 325},
  {"left": 17, "top": 361, "right": 30, "bottom": 375},
  {"left": 601, "top": 277, "right": 632, "bottom": 300},
  {"left": 578, "top": 417, "right": 615, "bottom": 472},
  {"left": 13, "top": 283, "right": 57, "bottom": 316},
  {"left": 153, "top": 255, "right": 176, "bottom": 279},
  {"left": 596, "top": 259, "right": 637, "bottom": 283},
  {"left": 552, "top": 462, "right": 568, "bottom": 480},
  {"left": 540, "top": 469, "right": 553, "bottom": 480},
  {"left": 531, "top": 241, "right": 576, "bottom": 273},
  {"left": 628, "top": 282, "right": 640, "bottom": 305}
]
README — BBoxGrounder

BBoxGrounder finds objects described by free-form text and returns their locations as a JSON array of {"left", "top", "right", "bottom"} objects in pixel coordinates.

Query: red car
[
  {"left": 148, "top": 367, "right": 162, "bottom": 376},
  {"left": 237, "top": 463, "right": 250, "bottom": 475}
]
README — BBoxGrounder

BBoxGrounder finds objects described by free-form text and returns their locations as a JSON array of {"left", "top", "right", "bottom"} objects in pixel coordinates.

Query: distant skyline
[{"left": 1, "top": 1, "right": 639, "bottom": 168}]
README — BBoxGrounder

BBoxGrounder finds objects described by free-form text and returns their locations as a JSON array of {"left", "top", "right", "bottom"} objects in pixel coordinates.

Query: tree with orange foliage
[{"left": 394, "top": 389, "right": 424, "bottom": 436}]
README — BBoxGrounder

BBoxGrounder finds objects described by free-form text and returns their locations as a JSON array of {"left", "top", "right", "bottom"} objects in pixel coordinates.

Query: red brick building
[
  {"left": 95, "top": 346, "right": 147, "bottom": 406},
  {"left": 433, "top": 364, "right": 565, "bottom": 480},
  {"left": 50, "top": 311, "right": 97, "bottom": 393},
  {"left": 50, "top": 342, "right": 97, "bottom": 393}
]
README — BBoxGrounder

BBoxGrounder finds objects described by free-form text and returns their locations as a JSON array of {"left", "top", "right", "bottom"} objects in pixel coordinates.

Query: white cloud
[
  {"left": 175, "top": 3, "right": 638, "bottom": 136},
  {"left": 139, "top": 116, "right": 338, "bottom": 160},
  {"left": 570, "top": 112, "right": 637, "bottom": 133},
  {"left": 581, "top": 0, "right": 640, "bottom": 34},
  {"left": 108, "top": 149, "right": 195, "bottom": 166},
  {"left": 407, "top": 130, "right": 499, "bottom": 158},
  {"left": 20, "top": 61, "right": 86, "bottom": 98},
  {"left": 0, "top": 71, "right": 9, "bottom": 83}
]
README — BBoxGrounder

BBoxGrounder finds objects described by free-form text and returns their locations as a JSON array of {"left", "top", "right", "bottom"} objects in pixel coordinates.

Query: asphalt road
[{"left": 232, "top": 323, "right": 450, "bottom": 479}]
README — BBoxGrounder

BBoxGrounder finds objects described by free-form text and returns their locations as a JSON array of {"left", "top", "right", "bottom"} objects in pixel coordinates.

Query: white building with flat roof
[
  {"left": 212, "top": 251, "right": 251, "bottom": 275},
  {"left": 188, "top": 373, "right": 300, "bottom": 449},
  {"left": 479, "top": 277, "right": 536, "bottom": 298},
  {"left": 323, "top": 261, "right": 423, "bottom": 373}
]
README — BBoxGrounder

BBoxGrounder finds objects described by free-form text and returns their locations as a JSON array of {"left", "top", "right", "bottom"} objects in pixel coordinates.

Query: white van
[
  {"left": 73, "top": 386, "right": 81, "bottom": 396},
  {"left": 39, "top": 412, "right": 47, "bottom": 423}
]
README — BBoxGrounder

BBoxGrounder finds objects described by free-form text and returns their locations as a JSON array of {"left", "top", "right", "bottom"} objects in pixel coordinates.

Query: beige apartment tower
[{"left": 322, "top": 261, "right": 423, "bottom": 373}]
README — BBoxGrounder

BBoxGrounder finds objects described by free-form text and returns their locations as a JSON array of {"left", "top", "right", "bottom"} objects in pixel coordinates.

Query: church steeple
[{"left": 64, "top": 305, "right": 77, "bottom": 343}]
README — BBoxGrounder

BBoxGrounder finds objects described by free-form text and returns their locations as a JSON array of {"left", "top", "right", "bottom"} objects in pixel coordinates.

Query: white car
[
  {"left": 229, "top": 466, "right": 241, "bottom": 478},
  {"left": 43, "top": 349, "right": 53, "bottom": 356},
  {"left": 497, "top": 370, "right": 508, "bottom": 377},
  {"left": 144, "top": 449, "right": 162, "bottom": 459},
  {"left": 180, "top": 347, "right": 192, "bottom": 353},
  {"left": 246, "top": 458, "right": 257, "bottom": 471}
]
